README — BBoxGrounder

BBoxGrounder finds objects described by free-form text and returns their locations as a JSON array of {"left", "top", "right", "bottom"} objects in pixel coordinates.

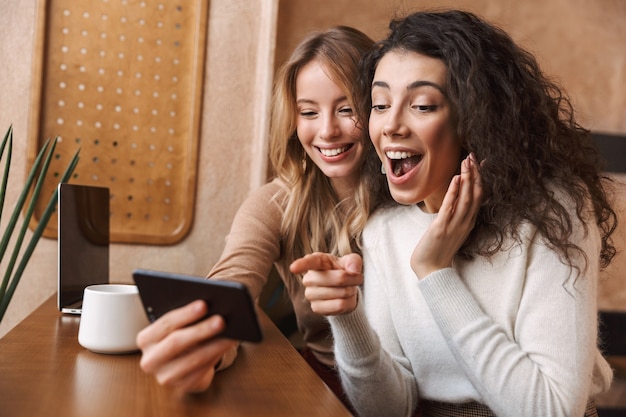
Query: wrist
[{"left": 413, "top": 263, "right": 445, "bottom": 280}]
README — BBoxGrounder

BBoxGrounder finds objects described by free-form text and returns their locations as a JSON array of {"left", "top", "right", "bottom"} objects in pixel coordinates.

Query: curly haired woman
[{"left": 294, "top": 10, "right": 617, "bottom": 417}]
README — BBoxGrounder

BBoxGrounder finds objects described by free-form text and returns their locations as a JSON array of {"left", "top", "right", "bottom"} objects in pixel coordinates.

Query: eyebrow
[
  {"left": 296, "top": 96, "right": 350, "bottom": 106},
  {"left": 372, "top": 80, "right": 445, "bottom": 94},
  {"left": 296, "top": 99, "right": 316, "bottom": 105}
]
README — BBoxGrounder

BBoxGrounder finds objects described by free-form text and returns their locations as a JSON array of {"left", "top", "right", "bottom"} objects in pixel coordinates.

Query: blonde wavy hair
[{"left": 268, "top": 26, "right": 381, "bottom": 263}]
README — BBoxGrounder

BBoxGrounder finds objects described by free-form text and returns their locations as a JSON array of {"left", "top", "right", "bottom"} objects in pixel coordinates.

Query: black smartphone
[{"left": 132, "top": 269, "right": 263, "bottom": 343}]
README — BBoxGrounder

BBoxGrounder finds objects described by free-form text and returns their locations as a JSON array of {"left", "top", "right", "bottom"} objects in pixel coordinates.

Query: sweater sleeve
[
  {"left": 207, "top": 180, "right": 285, "bottom": 300},
  {"left": 418, "top": 219, "right": 612, "bottom": 417},
  {"left": 328, "top": 247, "right": 419, "bottom": 417},
  {"left": 206, "top": 180, "right": 285, "bottom": 370}
]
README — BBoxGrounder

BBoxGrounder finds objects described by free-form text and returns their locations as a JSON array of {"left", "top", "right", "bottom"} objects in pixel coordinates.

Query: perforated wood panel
[{"left": 28, "top": 0, "right": 208, "bottom": 244}]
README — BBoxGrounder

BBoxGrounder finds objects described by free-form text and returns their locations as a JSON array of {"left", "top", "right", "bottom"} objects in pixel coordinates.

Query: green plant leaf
[
  {"left": 0, "top": 139, "right": 50, "bottom": 302},
  {"left": 0, "top": 130, "right": 80, "bottom": 323},
  {"left": 0, "top": 137, "right": 58, "bottom": 301},
  {"left": 0, "top": 125, "right": 13, "bottom": 222}
]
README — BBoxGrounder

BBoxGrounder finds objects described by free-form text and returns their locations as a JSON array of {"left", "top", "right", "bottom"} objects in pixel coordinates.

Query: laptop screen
[{"left": 57, "top": 183, "right": 110, "bottom": 313}]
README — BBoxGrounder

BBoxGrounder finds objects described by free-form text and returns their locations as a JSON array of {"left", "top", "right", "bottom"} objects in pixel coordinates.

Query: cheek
[
  {"left": 431, "top": 136, "right": 462, "bottom": 175},
  {"left": 295, "top": 121, "right": 314, "bottom": 145},
  {"left": 428, "top": 119, "right": 459, "bottom": 152},
  {"left": 340, "top": 118, "right": 361, "bottom": 140}
]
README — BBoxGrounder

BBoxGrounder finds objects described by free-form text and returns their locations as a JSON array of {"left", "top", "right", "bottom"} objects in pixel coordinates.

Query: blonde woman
[{"left": 137, "top": 26, "right": 382, "bottom": 410}]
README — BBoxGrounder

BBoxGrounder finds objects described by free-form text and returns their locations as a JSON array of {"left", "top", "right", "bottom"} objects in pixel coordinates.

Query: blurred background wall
[{"left": 1, "top": 0, "right": 624, "bottom": 337}]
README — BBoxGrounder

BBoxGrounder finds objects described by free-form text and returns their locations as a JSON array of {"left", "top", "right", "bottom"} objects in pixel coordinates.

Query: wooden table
[{"left": 0, "top": 296, "right": 352, "bottom": 417}]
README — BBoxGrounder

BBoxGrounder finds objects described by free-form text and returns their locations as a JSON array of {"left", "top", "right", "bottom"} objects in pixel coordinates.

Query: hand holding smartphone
[{"left": 132, "top": 269, "right": 263, "bottom": 343}]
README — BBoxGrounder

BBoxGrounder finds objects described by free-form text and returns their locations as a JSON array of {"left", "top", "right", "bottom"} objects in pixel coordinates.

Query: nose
[
  {"left": 382, "top": 107, "right": 410, "bottom": 139},
  {"left": 319, "top": 114, "right": 341, "bottom": 140}
]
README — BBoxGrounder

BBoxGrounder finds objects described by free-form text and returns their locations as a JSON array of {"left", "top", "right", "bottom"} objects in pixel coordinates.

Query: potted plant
[{"left": 0, "top": 125, "right": 80, "bottom": 322}]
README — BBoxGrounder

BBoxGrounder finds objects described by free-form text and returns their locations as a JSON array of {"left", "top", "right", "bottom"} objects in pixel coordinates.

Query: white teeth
[
  {"left": 320, "top": 146, "right": 348, "bottom": 157},
  {"left": 386, "top": 151, "right": 416, "bottom": 160}
]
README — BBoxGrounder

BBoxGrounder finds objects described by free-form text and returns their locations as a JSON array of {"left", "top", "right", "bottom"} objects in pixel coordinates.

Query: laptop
[{"left": 57, "top": 183, "right": 110, "bottom": 314}]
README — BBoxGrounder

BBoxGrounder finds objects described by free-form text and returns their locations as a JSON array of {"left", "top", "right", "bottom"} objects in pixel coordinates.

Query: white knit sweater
[{"left": 328, "top": 203, "right": 612, "bottom": 417}]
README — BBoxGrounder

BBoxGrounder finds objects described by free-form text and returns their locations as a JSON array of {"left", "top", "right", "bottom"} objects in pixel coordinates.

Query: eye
[
  {"left": 299, "top": 110, "right": 318, "bottom": 118},
  {"left": 413, "top": 105, "right": 438, "bottom": 112},
  {"left": 338, "top": 106, "right": 353, "bottom": 115},
  {"left": 371, "top": 104, "right": 390, "bottom": 112}
]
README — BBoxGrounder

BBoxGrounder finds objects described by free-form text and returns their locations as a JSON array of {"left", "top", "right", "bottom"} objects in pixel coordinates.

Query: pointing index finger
[{"left": 290, "top": 252, "right": 341, "bottom": 274}]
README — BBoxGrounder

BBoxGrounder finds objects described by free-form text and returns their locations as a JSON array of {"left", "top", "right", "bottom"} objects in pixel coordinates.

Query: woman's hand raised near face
[
  {"left": 136, "top": 300, "right": 239, "bottom": 394},
  {"left": 411, "top": 153, "right": 483, "bottom": 279},
  {"left": 290, "top": 252, "right": 363, "bottom": 316}
]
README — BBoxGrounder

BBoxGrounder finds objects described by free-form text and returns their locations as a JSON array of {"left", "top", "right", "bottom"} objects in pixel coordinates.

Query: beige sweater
[{"left": 208, "top": 179, "right": 334, "bottom": 368}]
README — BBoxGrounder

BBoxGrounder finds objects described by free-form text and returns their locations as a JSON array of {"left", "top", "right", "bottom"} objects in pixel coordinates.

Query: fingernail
[{"left": 209, "top": 316, "right": 222, "bottom": 331}]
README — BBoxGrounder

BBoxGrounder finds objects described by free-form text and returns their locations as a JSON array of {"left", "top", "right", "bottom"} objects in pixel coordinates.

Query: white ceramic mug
[{"left": 78, "top": 284, "right": 150, "bottom": 354}]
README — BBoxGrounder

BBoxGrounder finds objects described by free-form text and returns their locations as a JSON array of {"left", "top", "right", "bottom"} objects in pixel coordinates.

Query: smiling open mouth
[
  {"left": 318, "top": 144, "right": 353, "bottom": 157},
  {"left": 386, "top": 150, "right": 423, "bottom": 177}
]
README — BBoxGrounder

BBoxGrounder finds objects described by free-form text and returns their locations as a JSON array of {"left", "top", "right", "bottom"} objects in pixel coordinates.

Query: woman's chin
[{"left": 389, "top": 189, "right": 421, "bottom": 206}]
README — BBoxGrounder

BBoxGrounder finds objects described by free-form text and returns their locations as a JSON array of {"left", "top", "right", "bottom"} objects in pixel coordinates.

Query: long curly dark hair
[{"left": 355, "top": 10, "right": 617, "bottom": 270}]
